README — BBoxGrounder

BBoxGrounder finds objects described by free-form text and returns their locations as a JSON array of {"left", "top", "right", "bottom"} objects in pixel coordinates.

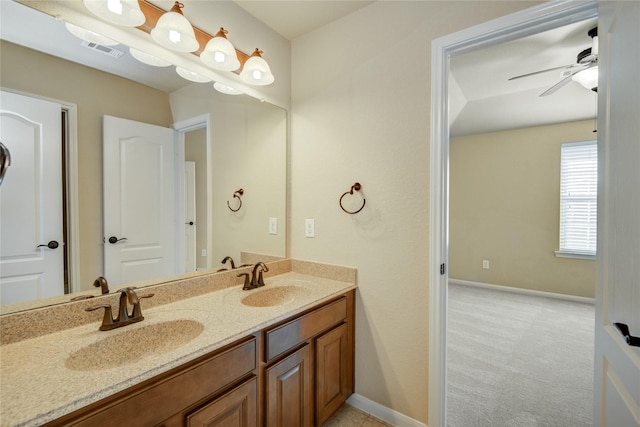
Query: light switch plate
[
  {"left": 269, "top": 217, "right": 277, "bottom": 235},
  {"left": 305, "top": 219, "right": 315, "bottom": 238}
]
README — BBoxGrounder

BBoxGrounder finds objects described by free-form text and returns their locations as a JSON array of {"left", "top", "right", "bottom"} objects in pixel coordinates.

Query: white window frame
[{"left": 555, "top": 140, "right": 597, "bottom": 260}]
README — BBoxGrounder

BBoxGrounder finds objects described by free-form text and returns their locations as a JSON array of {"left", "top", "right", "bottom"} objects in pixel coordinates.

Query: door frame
[
  {"left": 173, "top": 114, "right": 212, "bottom": 271},
  {"left": 427, "top": 1, "right": 598, "bottom": 426}
]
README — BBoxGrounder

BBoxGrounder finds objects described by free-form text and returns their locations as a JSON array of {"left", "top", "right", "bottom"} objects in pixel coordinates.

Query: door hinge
[{"left": 440, "top": 263, "right": 446, "bottom": 275}]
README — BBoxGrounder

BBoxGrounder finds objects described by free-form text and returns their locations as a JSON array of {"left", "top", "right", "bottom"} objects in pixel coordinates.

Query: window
[{"left": 557, "top": 140, "right": 597, "bottom": 259}]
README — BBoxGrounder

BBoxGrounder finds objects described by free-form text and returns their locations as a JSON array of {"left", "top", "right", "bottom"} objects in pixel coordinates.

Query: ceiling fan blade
[
  {"left": 539, "top": 62, "right": 597, "bottom": 97},
  {"left": 508, "top": 64, "right": 573, "bottom": 81}
]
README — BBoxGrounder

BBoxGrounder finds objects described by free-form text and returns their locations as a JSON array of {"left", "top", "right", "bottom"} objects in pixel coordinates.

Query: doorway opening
[
  {"left": 173, "top": 114, "right": 212, "bottom": 273},
  {"left": 428, "top": 2, "right": 598, "bottom": 426}
]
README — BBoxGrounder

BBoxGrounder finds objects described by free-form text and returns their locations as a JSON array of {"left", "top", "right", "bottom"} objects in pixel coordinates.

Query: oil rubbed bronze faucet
[
  {"left": 86, "top": 287, "right": 154, "bottom": 331},
  {"left": 93, "top": 276, "right": 110, "bottom": 294},
  {"left": 217, "top": 256, "right": 237, "bottom": 272},
  {"left": 238, "top": 262, "right": 269, "bottom": 290}
]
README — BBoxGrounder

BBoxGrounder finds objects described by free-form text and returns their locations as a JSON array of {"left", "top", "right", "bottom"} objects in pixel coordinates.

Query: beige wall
[
  {"left": 290, "top": 1, "right": 541, "bottom": 423},
  {"left": 0, "top": 40, "right": 173, "bottom": 290},
  {"left": 170, "top": 85, "right": 287, "bottom": 267},
  {"left": 450, "top": 120, "right": 597, "bottom": 298}
]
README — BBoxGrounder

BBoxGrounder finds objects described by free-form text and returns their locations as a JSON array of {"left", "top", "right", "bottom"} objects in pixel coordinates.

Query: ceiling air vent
[{"left": 80, "top": 41, "right": 124, "bottom": 59}]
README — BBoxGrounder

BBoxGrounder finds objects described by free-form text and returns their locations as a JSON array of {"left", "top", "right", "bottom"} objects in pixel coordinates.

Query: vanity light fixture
[
  {"left": 150, "top": 1, "right": 199, "bottom": 53},
  {"left": 129, "top": 48, "right": 172, "bottom": 67},
  {"left": 200, "top": 27, "right": 241, "bottom": 71},
  {"left": 239, "top": 48, "right": 275, "bottom": 86},
  {"left": 176, "top": 66, "right": 212, "bottom": 83},
  {"left": 65, "top": 22, "right": 119, "bottom": 46},
  {"left": 82, "top": 0, "right": 145, "bottom": 27},
  {"left": 213, "top": 82, "right": 243, "bottom": 95}
]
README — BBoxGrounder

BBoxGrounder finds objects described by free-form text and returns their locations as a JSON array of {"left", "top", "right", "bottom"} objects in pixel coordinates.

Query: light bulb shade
[
  {"left": 200, "top": 28, "right": 240, "bottom": 71},
  {"left": 65, "top": 22, "right": 119, "bottom": 46},
  {"left": 176, "top": 66, "right": 212, "bottom": 83},
  {"left": 130, "top": 48, "right": 172, "bottom": 67},
  {"left": 150, "top": 2, "right": 198, "bottom": 52},
  {"left": 239, "top": 49, "right": 275, "bottom": 86},
  {"left": 572, "top": 66, "right": 598, "bottom": 91},
  {"left": 82, "top": 0, "right": 145, "bottom": 27},
  {"left": 213, "top": 82, "right": 243, "bottom": 95}
]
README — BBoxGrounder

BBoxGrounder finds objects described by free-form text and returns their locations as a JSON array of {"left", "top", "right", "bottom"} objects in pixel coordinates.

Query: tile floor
[{"left": 322, "top": 404, "right": 394, "bottom": 427}]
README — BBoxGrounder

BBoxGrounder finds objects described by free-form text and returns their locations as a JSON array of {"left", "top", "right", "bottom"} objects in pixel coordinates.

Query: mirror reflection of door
[
  {"left": 0, "top": 90, "right": 65, "bottom": 304},
  {"left": 184, "top": 161, "right": 197, "bottom": 272},
  {"left": 102, "top": 115, "right": 177, "bottom": 286},
  {"left": 184, "top": 128, "right": 208, "bottom": 271}
]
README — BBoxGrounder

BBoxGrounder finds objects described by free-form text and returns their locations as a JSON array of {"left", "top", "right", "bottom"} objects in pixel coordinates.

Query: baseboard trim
[
  {"left": 448, "top": 279, "right": 595, "bottom": 304},
  {"left": 346, "top": 393, "right": 427, "bottom": 427}
]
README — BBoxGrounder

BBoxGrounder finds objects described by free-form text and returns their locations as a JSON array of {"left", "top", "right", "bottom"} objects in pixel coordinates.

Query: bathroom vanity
[{"left": 0, "top": 260, "right": 356, "bottom": 427}]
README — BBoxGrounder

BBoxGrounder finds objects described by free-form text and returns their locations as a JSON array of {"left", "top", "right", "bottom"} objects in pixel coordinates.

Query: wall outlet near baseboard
[{"left": 482, "top": 260, "right": 490, "bottom": 269}]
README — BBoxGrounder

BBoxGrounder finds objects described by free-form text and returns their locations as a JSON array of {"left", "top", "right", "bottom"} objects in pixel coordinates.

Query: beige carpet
[{"left": 447, "top": 283, "right": 594, "bottom": 427}]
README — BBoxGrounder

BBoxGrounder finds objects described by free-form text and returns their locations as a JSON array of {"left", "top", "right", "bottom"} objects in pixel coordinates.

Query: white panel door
[
  {"left": 103, "top": 116, "right": 177, "bottom": 287},
  {"left": 0, "top": 90, "right": 64, "bottom": 304},
  {"left": 184, "top": 161, "right": 196, "bottom": 272},
  {"left": 594, "top": 2, "right": 640, "bottom": 426}
]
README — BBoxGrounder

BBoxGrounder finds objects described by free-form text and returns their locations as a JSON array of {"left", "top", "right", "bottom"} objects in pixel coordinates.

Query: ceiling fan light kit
[
  {"left": 509, "top": 26, "right": 598, "bottom": 96},
  {"left": 77, "top": 0, "right": 275, "bottom": 90}
]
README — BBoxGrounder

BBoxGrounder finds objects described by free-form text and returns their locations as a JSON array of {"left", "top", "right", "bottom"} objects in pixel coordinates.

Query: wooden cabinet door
[
  {"left": 186, "top": 377, "right": 257, "bottom": 427},
  {"left": 315, "top": 324, "right": 350, "bottom": 426},
  {"left": 265, "top": 345, "right": 313, "bottom": 427}
]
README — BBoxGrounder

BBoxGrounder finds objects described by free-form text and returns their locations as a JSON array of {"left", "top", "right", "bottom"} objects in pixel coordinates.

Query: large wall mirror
[{"left": 0, "top": 1, "right": 287, "bottom": 314}]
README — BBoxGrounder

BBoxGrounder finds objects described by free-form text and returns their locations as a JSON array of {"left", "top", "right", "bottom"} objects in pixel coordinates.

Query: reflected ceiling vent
[{"left": 80, "top": 40, "right": 125, "bottom": 58}]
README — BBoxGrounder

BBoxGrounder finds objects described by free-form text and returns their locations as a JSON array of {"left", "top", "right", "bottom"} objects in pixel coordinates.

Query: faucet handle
[
  {"left": 86, "top": 304, "right": 115, "bottom": 331},
  {"left": 238, "top": 273, "right": 251, "bottom": 290}
]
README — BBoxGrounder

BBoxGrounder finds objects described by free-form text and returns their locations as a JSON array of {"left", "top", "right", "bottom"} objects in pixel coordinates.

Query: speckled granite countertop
[{"left": 0, "top": 265, "right": 356, "bottom": 427}]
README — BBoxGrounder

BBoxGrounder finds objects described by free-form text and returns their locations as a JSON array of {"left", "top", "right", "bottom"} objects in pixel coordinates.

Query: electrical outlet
[
  {"left": 482, "top": 260, "right": 490, "bottom": 269},
  {"left": 201, "top": 249, "right": 207, "bottom": 257},
  {"left": 269, "top": 217, "right": 277, "bottom": 235},
  {"left": 305, "top": 219, "right": 315, "bottom": 238}
]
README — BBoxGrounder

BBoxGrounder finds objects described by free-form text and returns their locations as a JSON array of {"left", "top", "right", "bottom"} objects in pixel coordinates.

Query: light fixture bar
[{"left": 136, "top": 0, "right": 250, "bottom": 69}]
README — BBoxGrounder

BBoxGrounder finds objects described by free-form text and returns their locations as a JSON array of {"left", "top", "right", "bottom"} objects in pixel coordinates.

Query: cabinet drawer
[
  {"left": 265, "top": 297, "right": 347, "bottom": 362},
  {"left": 50, "top": 337, "right": 257, "bottom": 427},
  {"left": 186, "top": 377, "right": 258, "bottom": 427}
]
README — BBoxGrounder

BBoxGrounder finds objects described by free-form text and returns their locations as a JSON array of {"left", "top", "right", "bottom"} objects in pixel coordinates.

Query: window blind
[{"left": 559, "top": 140, "right": 597, "bottom": 256}]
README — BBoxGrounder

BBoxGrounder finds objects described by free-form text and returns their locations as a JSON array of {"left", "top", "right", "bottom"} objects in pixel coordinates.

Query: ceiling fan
[{"left": 509, "top": 27, "right": 598, "bottom": 97}]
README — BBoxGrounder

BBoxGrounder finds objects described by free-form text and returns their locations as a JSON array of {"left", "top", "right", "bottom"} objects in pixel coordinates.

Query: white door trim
[
  {"left": 173, "top": 114, "right": 212, "bottom": 269},
  {"left": 428, "top": 1, "right": 598, "bottom": 426}
]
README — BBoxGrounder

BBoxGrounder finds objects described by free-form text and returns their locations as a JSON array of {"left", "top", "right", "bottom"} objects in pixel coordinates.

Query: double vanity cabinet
[{"left": 40, "top": 287, "right": 355, "bottom": 427}]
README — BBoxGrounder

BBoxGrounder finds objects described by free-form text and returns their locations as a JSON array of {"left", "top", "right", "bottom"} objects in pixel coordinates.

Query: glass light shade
[
  {"left": 239, "top": 49, "right": 275, "bottom": 86},
  {"left": 572, "top": 66, "right": 598, "bottom": 91},
  {"left": 65, "top": 22, "right": 119, "bottom": 46},
  {"left": 82, "top": 0, "right": 145, "bottom": 27},
  {"left": 150, "top": 2, "right": 198, "bottom": 53},
  {"left": 130, "top": 48, "right": 172, "bottom": 67},
  {"left": 213, "top": 82, "right": 243, "bottom": 95},
  {"left": 176, "top": 66, "right": 212, "bottom": 83},
  {"left": 200, "top": 28, "right": 240, "bottom": 71}
]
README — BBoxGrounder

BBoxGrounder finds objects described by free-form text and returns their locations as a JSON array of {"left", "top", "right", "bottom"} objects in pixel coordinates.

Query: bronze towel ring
[
  {"left": 227, "top": 188, "right": 244, "bottom": 212},
  {"left": 339, "top": 182, "right": 366, "bottom": 214}
]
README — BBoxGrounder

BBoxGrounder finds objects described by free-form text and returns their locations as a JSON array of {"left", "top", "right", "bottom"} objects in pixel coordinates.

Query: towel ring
[
  {"left": 339, "top": 182, "right": 366, "bottom": 214},
  {"left": 227, "top": 188, "right": 244, "bottom": 212}
]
